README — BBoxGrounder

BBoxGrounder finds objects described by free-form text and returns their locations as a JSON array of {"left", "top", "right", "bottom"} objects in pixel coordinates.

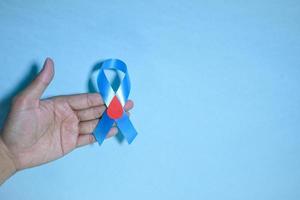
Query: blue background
[{"left": 0, "top": 0, "right": 300, "bottom": 199}]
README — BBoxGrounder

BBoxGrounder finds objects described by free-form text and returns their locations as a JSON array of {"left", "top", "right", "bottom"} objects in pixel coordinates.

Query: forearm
[{"left": 0, "top": 136, "right": 16, "bottom": 185}]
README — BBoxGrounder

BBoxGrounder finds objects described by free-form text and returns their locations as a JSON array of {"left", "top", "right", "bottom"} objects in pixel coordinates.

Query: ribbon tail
[
  {"left": 116, "top": 113, "right": 138, "bottom": 144},
  {"left": 93, "top": 112, "right": 115, "bottom": 145}
]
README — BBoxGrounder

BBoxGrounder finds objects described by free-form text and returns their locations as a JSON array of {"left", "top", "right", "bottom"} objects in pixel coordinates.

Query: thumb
[{"left": 18, "top": 58, "right": 54, "bottom": 105}]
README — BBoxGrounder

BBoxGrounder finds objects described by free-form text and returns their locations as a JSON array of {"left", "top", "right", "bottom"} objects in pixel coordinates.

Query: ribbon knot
[
  {"left": 93, "top": 59, "right": 138, "bottom": 145},
  {"left": 107, "top": 96, "right": 123, "bottom": 119}
]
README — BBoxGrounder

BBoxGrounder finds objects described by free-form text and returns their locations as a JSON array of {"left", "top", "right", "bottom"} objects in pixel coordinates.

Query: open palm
[{"left": 0, "top": 58, "right": 133, "bottom": 170}]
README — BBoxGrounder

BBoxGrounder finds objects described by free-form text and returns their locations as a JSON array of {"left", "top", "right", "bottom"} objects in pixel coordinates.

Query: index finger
[{"left": 65, "top": 93, "right": 104, "bottom": 110}]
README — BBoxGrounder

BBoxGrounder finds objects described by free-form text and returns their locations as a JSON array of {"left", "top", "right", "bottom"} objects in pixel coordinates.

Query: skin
[{"left": 0, "top": 58, "right": 133, "bottom": 171}]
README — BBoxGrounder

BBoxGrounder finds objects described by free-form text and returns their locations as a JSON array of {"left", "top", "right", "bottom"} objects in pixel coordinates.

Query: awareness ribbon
[{"left": 93, "top": 59, "right": 137, "bottom": 145}]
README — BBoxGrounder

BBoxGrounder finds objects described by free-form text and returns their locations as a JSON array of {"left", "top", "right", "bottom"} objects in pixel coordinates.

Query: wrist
[{"left": 0, "top": 135, "right": 16, "bottom": 185}]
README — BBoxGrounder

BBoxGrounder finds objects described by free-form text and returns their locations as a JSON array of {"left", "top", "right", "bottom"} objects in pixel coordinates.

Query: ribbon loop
[{"left": 93, "top": 59, "right": 137, "bottom": 145}]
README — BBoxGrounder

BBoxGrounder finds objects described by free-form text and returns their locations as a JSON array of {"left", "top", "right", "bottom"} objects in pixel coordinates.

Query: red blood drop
[{"left": 107, "top": 96, "right": 123, "bottom": 119}]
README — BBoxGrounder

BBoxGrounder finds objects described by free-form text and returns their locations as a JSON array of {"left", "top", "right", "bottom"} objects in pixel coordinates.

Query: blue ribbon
[{"left": 93, "top": 59, "right": 137, "bottom": 145}]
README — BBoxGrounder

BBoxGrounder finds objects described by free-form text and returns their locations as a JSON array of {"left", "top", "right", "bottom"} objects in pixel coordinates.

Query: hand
[{"left": 0, "top": 58, "right": 133, "bottom": 171}]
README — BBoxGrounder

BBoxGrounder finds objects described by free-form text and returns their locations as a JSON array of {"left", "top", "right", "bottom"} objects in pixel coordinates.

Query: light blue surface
[{"left": 0, "top": 0, "right": 300, "bottom": 199}]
